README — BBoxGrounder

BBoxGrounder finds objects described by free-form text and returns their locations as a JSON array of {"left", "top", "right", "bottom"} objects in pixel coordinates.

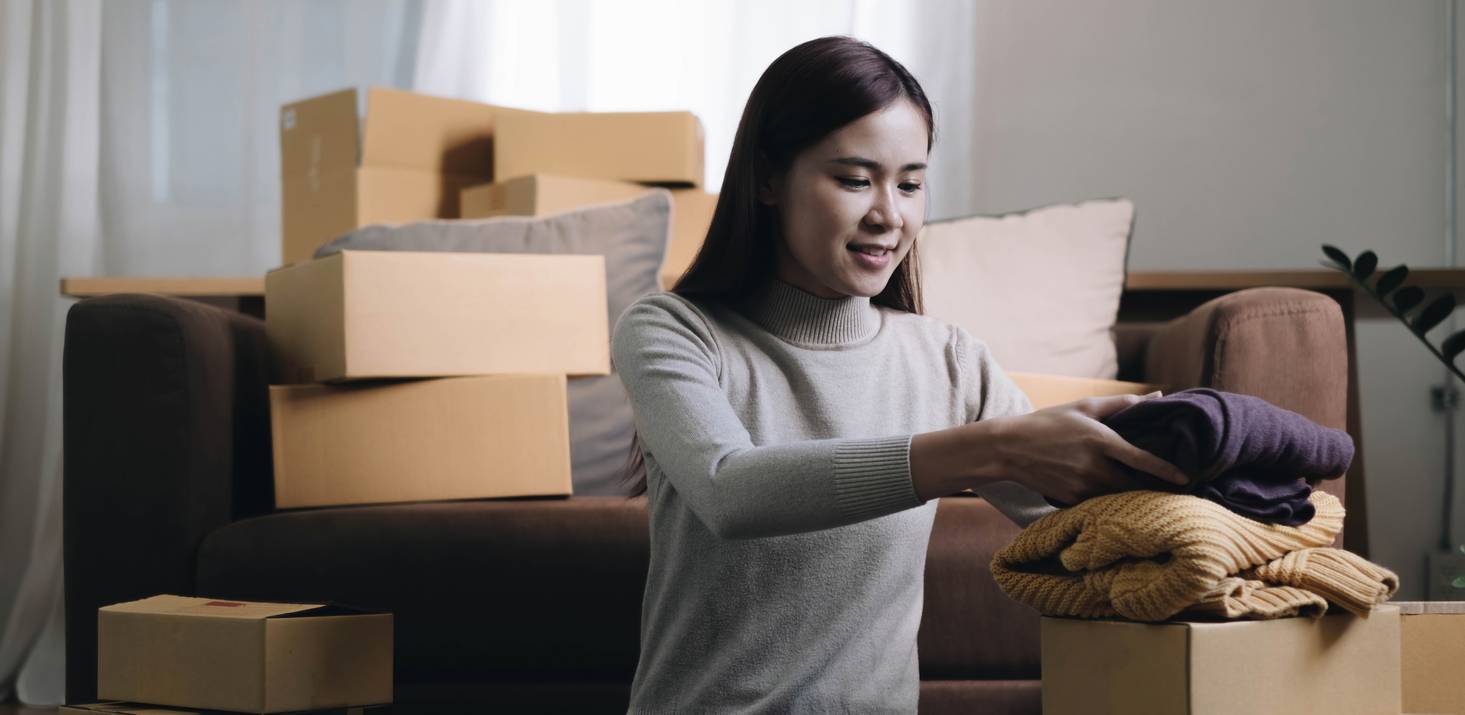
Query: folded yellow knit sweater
[{"left": 990, "top": 490, "right": 1398, "bottom": 621}]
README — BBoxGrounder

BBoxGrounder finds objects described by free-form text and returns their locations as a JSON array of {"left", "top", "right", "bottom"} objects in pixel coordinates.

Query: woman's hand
[{"left": 989, "top": 392, "right": 1190, "bottom": 505}]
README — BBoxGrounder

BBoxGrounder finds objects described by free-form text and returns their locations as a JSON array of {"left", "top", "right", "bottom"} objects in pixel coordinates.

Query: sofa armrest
[
  {"left": 1142, "top": 287, "right": 1348, "bottom": 431},
  {"left": 63, "top": 294, "right": 275, "bottom": 704},
  {"left": 1142, "top": 287, "right": 1350, "bottom": 507}
]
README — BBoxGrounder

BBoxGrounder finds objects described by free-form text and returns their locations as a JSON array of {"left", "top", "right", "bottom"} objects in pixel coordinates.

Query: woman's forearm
[{"left": 909, "top": 419, "right": 1013, "bottom": 502}]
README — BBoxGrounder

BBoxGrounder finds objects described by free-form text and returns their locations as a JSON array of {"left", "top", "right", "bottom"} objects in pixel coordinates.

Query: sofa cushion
[
  {"left": 195, "top": 495, "right": 1040, "bottom": 684},
  {"left": 917, "top": 198, "right": 1134, "bottom": 379},
  {"left": 314, "top": 190, "right": 673, "bottom": 496},
  {"left": 196, "top": 497, "right": 651, "bottom": 681},
  {"left": 919, "top": 496, "right": 1041, "bottom": 679}
]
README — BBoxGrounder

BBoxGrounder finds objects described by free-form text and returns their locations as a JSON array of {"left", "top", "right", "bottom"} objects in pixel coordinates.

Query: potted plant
[{"left": 1321, "top": 244, "right": 1465, "bottom": 598}]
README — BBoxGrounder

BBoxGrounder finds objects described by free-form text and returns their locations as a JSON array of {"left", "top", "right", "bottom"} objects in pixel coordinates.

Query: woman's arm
[
  {"left": 613, "top": 294, "right": 923, "bottom": 540},
  {"left": 928, "top": 327, "right": 1188, "bottom": 524}
]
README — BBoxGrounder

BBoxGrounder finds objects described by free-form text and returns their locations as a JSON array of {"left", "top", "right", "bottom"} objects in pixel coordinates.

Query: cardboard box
[
  {"left": 265, "top": 250, "right": 610, "bottom": 383},
  {"left": 1041, "top": 606, "right": 1402, "bottom": 715},
  {"left": 270, "top": 374, "right": 572, "bottom": 509},
  {"left": 458, "top": 173, "right": 716, "bottom": 288},
  {"left": 279, "top": 86, "right": 532, "bottom": 265},
  {"left": 492, "top": 109, "right": 705, "bottom": 187},
  {"left": 1398, "top": 601, "right": 1465, "bottom": 714},
  {"left": 97, "top": 595, "right": 392, "bottom": 714},
  {"left": 62, "top": 703, "right": 388, "bottom": 715},
  {"left": 1008, "top": 371, "right": 1164, "bottom": 410}
]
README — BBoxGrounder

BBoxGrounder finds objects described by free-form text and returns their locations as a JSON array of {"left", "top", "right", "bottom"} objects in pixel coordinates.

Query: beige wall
[{"left": 945, "top": 0, "right": 1453, "bottom": 598}]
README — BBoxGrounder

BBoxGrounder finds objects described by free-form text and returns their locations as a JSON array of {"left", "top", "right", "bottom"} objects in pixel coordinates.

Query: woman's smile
[{"left": 847, "top": 242, "right": 895, "bottom": 270}]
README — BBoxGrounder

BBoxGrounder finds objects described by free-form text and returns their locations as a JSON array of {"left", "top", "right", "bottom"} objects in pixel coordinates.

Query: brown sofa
[{"left": 62, "top": 286, "right": 1350, "bottom": 714}]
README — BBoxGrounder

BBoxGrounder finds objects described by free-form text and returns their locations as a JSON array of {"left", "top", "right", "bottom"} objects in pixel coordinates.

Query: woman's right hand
[{"left": 989, "top": 393, "right": 1191, "bottom": 505}]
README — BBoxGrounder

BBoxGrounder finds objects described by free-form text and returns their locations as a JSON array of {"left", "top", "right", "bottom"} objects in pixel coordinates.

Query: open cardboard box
[
  {"left": 1007, "top": 371, "right": 1164, "bottom": 410},
  {"left": 96, "top": 595, "right": 392, "bottom": 714},
  {"left": 459, "top": 173, "right": 717, "bottom": 289},
  {"left": 279, "top": 86, "right": 534, "bottom": 265},
  {"left": 265, "top": 250, "right": 610, "bottom": 383}
]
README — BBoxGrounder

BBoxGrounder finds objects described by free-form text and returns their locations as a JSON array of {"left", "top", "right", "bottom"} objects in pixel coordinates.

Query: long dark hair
[{"left": 620, "top": 35, "right": 936, "bottom": 499}]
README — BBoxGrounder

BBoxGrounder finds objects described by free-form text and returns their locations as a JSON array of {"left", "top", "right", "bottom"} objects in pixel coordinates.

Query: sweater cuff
[{"left": 833, "top": 434, "right": 921, "bottom": 521}]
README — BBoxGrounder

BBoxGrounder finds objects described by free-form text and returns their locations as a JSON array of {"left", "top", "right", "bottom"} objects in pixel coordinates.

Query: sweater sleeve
[
  {"left": 611, "top": 293, "right": 925, "bottom": 540},
  {"left": 954, "top": 326, "right": 1059, "bottom": 528}
]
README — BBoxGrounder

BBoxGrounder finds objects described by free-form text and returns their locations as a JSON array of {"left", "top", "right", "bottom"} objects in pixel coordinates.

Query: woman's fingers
[
  {"left": 1100, "top": 434, "right": 1190, "bottom": 485},
  {"left": 1071, "top": 391, "right": 1161, "bottom": 420}
]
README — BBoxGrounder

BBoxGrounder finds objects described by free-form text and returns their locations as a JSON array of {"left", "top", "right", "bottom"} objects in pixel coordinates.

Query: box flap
[
  {"left": 361, "top": 86, "right": 531, "bottom": 177},
  {"left": 101, "top": 594, "right": 325, "bottom": 620},
  {"left": 1009, "top": 371, "right": 1162, "bottom": 410},
  {"left": 280, "top": 88, "right": 359, "bottom": 179}
]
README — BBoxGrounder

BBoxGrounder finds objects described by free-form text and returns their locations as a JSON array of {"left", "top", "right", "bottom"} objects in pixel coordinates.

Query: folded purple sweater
[{"left": 1097, "top": 388, "right": 1354, "bottom": 525}]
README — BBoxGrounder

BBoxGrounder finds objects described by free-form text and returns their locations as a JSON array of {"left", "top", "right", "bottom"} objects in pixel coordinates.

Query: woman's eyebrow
[{"left": 827, "top": 156, "right": 927, "bottom": 172}]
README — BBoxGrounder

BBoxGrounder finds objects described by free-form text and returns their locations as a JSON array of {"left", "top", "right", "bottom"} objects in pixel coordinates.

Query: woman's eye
[
  {"left": 838, "top": 177, "right": 870, "bottom": 188},
  {"left": 900, "top": 183, "right": 922, "bottom": 193}
]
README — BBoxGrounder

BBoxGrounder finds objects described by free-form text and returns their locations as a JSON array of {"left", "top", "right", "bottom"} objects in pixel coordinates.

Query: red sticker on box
[{"left": 205, "top": 601, "right": 245, "bottom": 607}]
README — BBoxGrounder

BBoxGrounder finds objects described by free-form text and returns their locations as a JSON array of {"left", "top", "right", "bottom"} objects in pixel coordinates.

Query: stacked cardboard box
[
  {"left": 279, "top": 86, "right": 714, "bottom": 287},
  {"left": 270, "top": 86, "right": 712, "bottom": 508},
  {"left": 279, "top": 87, "right": 531, "bottom": 266},
  {"left": 82, "top": 595, "right": 392, "bottom": 714},
  {"left": 470, "top": 106, "right": 714, "bottom": 288},
  {"left": 264, "top": 249, "right": 606, "bottom": 508},
  {"left": 459, "top": 174, "right": 716, "bottom": 289}
]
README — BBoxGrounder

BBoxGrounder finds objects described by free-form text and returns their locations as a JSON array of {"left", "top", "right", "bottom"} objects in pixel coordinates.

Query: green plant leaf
[
  {"left": 1394, "top": 285, "right": 1426, "bottom": 313},
  {"left": 1376, "top": 265, "right": 1409, "bottom": 297},
  {"left": 1352, "top": 250, "right": 1378, "bottom": 280},
  {"left": 1455, "top": 575, "right": 1465, "bottom": 589},
  {"left": 1444, "top": 330, "right": 1465, "bottom": 363},
  {"left": 1413, "top": 294, "right": 1457, "bottom": 335},
  {"left": 1321, "top": 244, "right": 1352, "bottom": 271}
]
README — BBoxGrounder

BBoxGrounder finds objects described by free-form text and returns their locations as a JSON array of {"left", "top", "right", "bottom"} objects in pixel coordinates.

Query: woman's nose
[{"left": 866, "top": 192, "right": 903, "bottom": 231}]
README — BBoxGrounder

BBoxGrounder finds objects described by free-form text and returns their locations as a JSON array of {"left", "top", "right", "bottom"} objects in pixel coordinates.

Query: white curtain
[
  {"left": 0, "top": 0, "right": 977, "bottom": 704},
  {"left": 0, "top": 0, "right": 421, "bottom": 704},
  {"left": 413, "top": 0, "right": 981, "bottom": 220},
  {"left": 0, "top": 0, "right": 101, "bottom": 705}
]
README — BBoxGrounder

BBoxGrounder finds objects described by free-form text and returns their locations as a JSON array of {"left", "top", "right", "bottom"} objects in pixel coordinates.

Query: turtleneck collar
[{"left": 736, "top": 278, "right": 882, "bottom": 347}]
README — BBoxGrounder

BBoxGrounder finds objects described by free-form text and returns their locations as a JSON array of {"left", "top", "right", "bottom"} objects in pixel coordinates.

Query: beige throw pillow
[{"left": 917, "top": 198, "right": 1134, "bottom": 379}]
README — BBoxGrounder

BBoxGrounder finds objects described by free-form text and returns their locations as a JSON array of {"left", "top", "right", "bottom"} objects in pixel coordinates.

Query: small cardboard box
[
  {"left": 1008, "top": 371, "right": 1164, "bottom": 410},
  {"left": 279, "top": 86, "right": 532, "bottom": 265},
  {"left": 1398, "top": 601, "right": 1465, "bottom": 714},
  {"left": 62, "top": 702, "right": 389, "bottom": 715},
  {"left": 492, "top": 109, "right": 705, "bottom": 187},
  {"left": 96, "top": 595, "right": 392, "bottom": 714},
  {"left": 270, "top": 374, "right": 572, "bottom": 509},
  {"left": 264, "top": 250, "right": 610, "bottom": 383},
  {"left": 458, "top": 173, "right": 716, "bottom": 288},
  {"left": 1041, "top": 607, "right": 1401, "bottom": 715}
]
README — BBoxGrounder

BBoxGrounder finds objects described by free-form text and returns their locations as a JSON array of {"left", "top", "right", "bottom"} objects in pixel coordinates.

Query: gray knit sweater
[{"left": 611, "top": 278, "right": 1054, "bottom": 714}]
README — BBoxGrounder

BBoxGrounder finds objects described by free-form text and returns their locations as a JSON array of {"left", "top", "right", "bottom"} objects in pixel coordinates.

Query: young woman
[{"left": 611, "top": 35, "right": 1187, "bottom": 713}]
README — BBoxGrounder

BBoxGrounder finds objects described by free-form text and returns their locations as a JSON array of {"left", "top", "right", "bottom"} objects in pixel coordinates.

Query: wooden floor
[{"left": 0, "top": 705, "right": 57, "bottom": 714}]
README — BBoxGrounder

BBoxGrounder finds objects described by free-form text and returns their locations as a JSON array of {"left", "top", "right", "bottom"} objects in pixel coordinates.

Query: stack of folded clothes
[
  {"left": 1098, "top": 387, "right": 1355, "bottom": 526},
  {"left": 991, "top": 388, "right": 1398, "bottom": 621}
]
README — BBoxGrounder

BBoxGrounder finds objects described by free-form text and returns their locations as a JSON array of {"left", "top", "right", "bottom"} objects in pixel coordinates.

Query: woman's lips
[{"left": 847, "top": 244, "right": 893, "bottom": 269}]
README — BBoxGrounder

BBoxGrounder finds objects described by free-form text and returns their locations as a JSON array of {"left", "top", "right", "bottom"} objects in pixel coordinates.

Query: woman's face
[{"left": 760, "top": 98, "right": 929, "bottom": 299}]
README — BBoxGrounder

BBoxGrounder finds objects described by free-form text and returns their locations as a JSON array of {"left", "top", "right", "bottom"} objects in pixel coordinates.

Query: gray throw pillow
[{"left": 314, "top": 189, "right": 673, "bottom": 497}]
